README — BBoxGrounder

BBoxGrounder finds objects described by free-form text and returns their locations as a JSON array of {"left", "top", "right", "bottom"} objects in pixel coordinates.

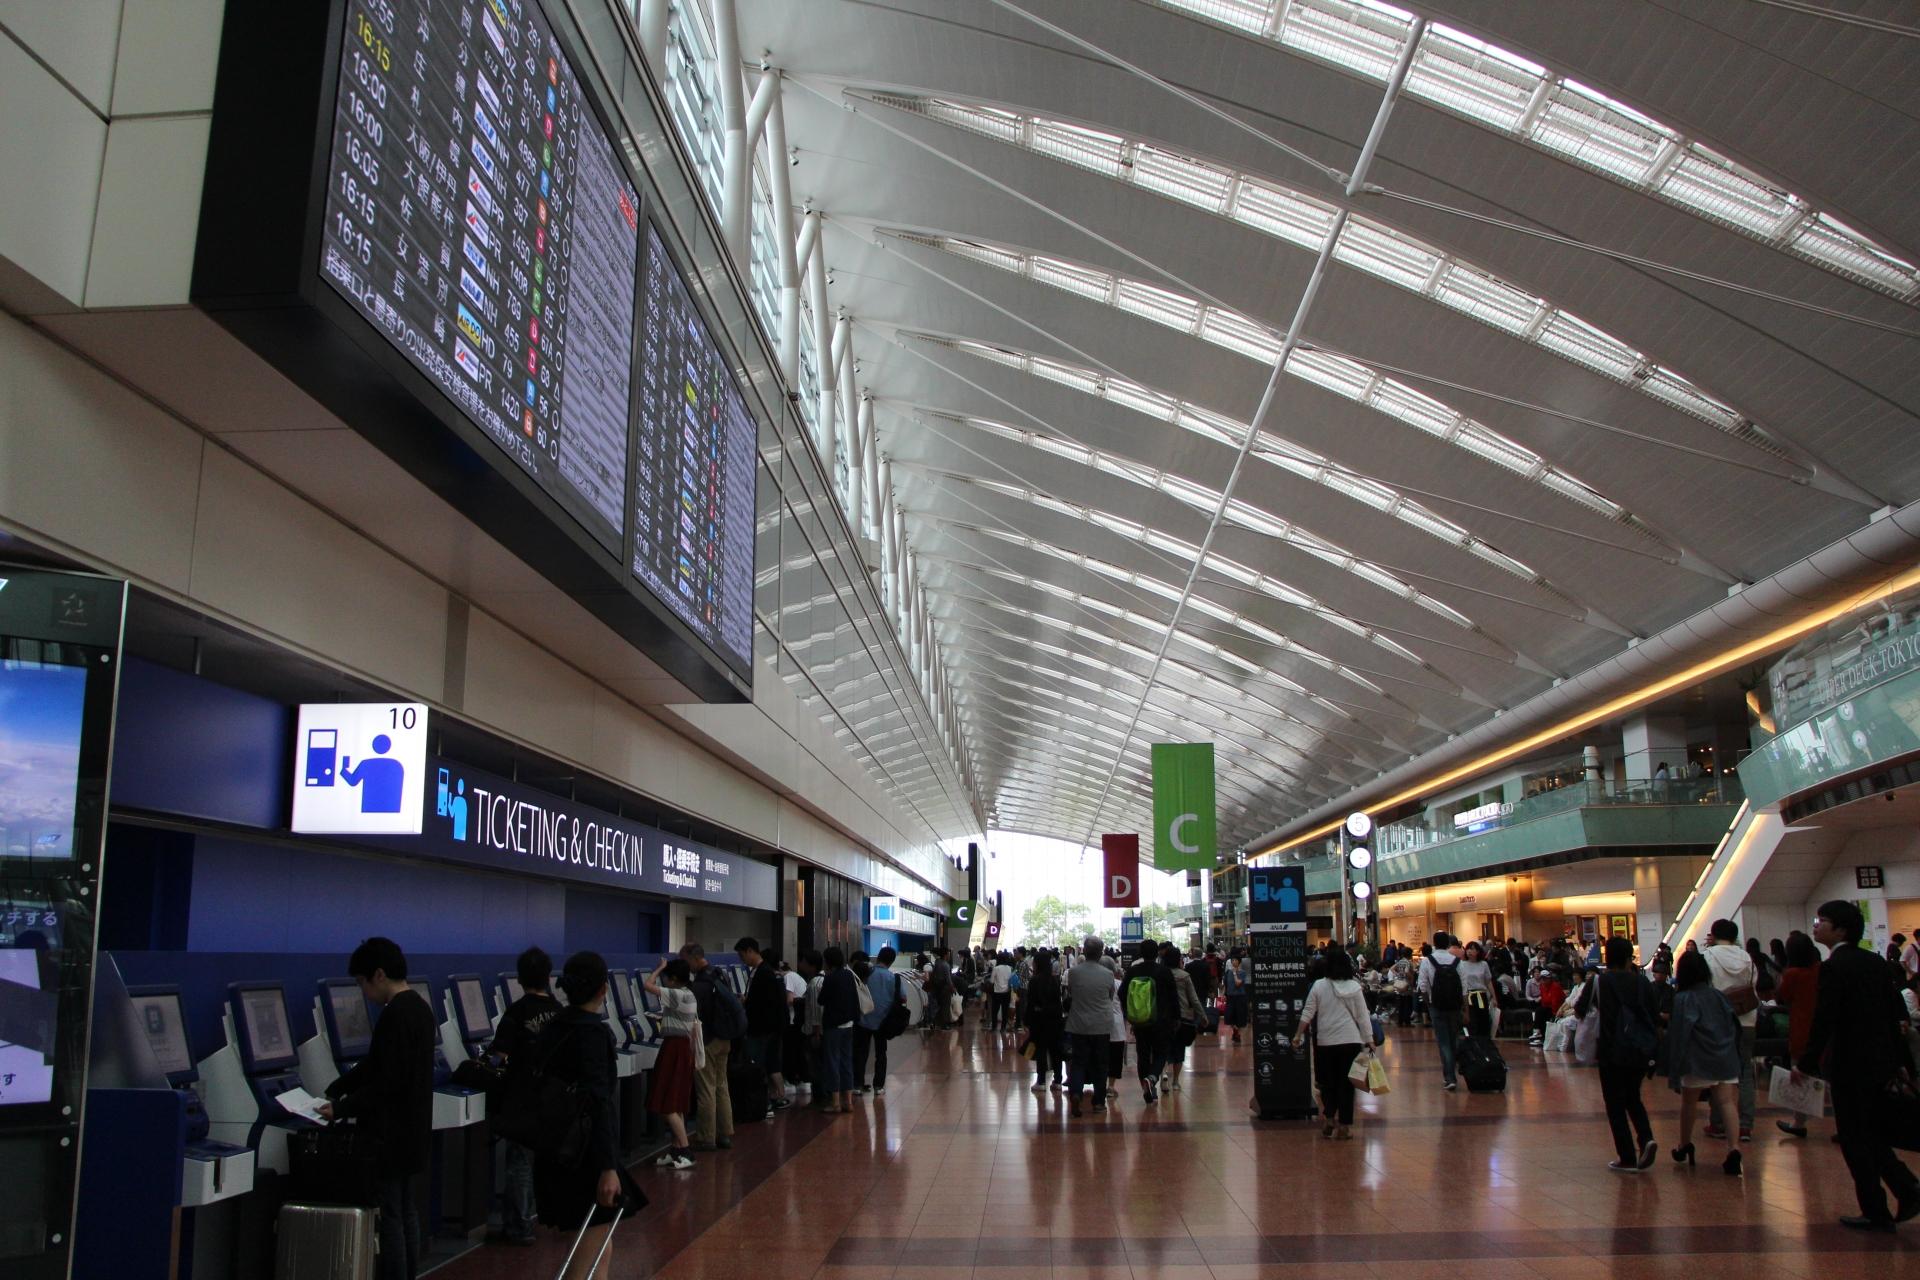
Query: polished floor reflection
[{"left": 435, "top": 1008, "right": 1917, "bottom": 1278}]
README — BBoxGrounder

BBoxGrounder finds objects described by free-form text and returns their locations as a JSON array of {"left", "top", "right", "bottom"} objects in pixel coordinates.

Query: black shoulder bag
[{"left": 490, "top": 1024, "right": 593, "bottom": 1165}]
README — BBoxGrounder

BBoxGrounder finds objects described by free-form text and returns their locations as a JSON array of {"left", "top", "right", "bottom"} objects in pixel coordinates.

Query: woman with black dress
[
  {"left": 1022, "top": 951, "right": 1066, "bottom": 1092},
  {"left": 533, "top": 951, "right": 647, "bottom": 1278}
]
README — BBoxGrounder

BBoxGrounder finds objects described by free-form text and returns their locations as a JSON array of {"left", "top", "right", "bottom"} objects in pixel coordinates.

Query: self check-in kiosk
[
  {"left": 447, "top": 974, "right": 493, "bottom": 1056},
  {"left": 198, "top": 981, "right": 318, "bottom": 1175},
  {"left": 125, "top": 985, "right": 256, "bottom": 1205},
  {"left": 498, "top": 972, "right": 524, "bottom": 1012}
]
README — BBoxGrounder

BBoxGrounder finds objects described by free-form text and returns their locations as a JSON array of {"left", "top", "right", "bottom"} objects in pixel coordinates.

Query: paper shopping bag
[{"left": 1366, "top": 1052, "right": 1390, "bottom": 1096}]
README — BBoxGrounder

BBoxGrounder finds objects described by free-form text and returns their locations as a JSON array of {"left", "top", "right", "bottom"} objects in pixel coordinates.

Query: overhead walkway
[
  {"left": 1665, "top": 609, "right": 1920, "bottom": 947},
  {"left": 1297, "top": 778, "right": 1742, "bottom": 898}
]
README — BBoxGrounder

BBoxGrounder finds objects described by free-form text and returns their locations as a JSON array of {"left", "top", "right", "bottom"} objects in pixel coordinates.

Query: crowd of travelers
[{"left": 317, "top": 906, "right": 1920, "bottom": 1277}]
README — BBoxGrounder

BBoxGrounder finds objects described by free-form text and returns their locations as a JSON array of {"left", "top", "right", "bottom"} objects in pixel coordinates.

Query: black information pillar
[{"left": 1249, "top": 866, "right": 1314, "bottom": 1121}]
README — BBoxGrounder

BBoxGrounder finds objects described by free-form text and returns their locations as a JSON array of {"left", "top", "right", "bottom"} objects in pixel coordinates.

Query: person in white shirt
[
  {"left": 990, "top": 954, "right": 1015, "bottom": 1033},
  {"left": 1902, "top": 931, "right": 1920, "bottom": 981},
  {"left": 1292, "top": 948, "right": 1377, "bottom": 1139},
  {"left": 1700, "top": 918, "right": 1758, "bottom": 1141}
]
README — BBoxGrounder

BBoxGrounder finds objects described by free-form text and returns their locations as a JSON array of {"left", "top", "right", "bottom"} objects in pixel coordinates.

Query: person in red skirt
[{"left": 643, "top": 958, "right": 700, "bottom": 1170}]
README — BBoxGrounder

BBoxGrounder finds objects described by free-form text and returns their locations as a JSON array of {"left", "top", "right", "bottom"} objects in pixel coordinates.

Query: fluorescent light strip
[{"left": 1153, "top": 0, "right": 1920, "bottom": 299}]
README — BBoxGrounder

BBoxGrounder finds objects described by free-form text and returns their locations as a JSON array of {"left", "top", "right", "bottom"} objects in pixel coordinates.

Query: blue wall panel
[{"left": 110, "top": 658, "right": 291, "bottom": 829}]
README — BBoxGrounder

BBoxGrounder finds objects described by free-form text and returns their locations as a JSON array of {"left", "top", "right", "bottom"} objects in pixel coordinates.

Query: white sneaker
[
  {"left": 874, "top": 1085, "right": 886, "bottom": 1095},
  {"left": 668, "top": 1151, "right": 695, "bottom": 1171}
]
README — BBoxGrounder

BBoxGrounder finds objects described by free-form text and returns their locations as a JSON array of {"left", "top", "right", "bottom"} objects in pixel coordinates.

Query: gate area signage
[
  {"left": 1249, "top": 866, "right": 1314, "bottom": 1121},
  {"left": 368, "top": 757, "right": 777, "bottom": 909}
]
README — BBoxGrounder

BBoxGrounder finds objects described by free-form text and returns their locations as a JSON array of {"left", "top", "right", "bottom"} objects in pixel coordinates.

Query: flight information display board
[
  {"left": 318, "top": 0, "right": 640, "bottom": 551},
  {"left": 633, "top": 224, "right": 758, "bottom": 674}
]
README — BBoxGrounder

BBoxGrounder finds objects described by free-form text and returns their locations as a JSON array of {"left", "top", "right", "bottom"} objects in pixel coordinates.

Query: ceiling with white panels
[{"left": 669, "top": 0, "right": 1920, "bottom": 857}]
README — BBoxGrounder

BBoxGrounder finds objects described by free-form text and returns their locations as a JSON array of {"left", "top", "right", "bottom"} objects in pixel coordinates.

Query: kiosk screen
[
  {"left": 327, "top": 981, "right": 374, "bottom": 1058},
  {"left": 455, "top": 977, "right": 490, "bottom": 1039},
  {"left": 129, "top": 990, "right": 194, "bottom": 1078},
  {"left": 238, "top": 987, "right": 293, "bottom": 1065}
]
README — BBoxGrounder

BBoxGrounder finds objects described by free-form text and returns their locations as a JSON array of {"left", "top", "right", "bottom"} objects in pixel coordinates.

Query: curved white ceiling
[{"left": 665, "top": 0, "right": 1920, "bottom": 857}]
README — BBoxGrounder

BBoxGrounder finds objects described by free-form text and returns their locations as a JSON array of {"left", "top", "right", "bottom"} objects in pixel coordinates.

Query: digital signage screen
[
  {"left": 196, "top": 0, "right": 759, "bottom": 702},
  {"left": 319, "top": 0, "right": 640, "bottom": 553},
  {"left": 633, "top": 223, "right": 758, "bottom": 674},
  {"left": 0, "top": 661, "right": 87, "bottom": 860}
]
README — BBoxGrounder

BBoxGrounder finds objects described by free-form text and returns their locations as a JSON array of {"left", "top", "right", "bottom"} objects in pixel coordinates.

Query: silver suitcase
[{"left": 275, "top": 1203, "right": 377, "bottom": 1280}]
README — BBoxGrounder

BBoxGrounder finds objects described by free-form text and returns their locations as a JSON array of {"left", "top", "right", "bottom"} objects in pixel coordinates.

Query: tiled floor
[{"left": 433, "top": 1011, "right": 1919, "bottom": 1278}]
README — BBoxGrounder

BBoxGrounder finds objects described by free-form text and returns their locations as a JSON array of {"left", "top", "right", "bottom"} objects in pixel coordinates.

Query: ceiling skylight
[
  {"left": 870, "top": 92, "right": 1794, "bottom": 462},
  {"left": 909, "top": 331, "right": 1587, "bottom": 607},
  {"left": 1151, "top": 0, "right": 1920, "bottom": 299},
  {"left": 897, "top": 231, "right": 1667, "bottom": 538}
]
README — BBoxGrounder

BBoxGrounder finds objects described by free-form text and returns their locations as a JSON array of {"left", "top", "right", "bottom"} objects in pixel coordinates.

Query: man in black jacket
[
  {"left": 1125, "top": 938, "right": 1180, "bottom": 1104},
  {"left": 486, "top": 947, "right": 559, "bottom": 1245},
  {"left": 321, "top": 937, "right": 434, "bottom": 1280},
  {"left": 735, "top": 936, "right": 792, "bottom": 1111},
  {"left": 1795, "top": 899, "right": 1920, "bottom": 1231}
]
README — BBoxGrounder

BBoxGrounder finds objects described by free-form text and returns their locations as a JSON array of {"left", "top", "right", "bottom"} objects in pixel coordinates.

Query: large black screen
[
  {"left": 319, "top": 0, "right": 639, "bottom": 550},
  {"left": 634, "top": 223, "right": 758, "bottom": 672}
]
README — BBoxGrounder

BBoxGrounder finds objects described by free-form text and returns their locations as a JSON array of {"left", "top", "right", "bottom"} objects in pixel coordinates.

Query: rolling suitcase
[
  {"left": 729, "top": 1056, "right": 770, "bottom": 1123},
  {"left": 275, "top": 1203, "right": 376, "bottom": 1280},
  {"left": 1457, "top": 1034, "right": 1507, "bottom": 1093}
]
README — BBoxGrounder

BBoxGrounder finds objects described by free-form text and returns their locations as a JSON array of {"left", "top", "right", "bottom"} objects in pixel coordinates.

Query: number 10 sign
[{"left": 291, "top": 702, "right": 430, "bottom": 835}]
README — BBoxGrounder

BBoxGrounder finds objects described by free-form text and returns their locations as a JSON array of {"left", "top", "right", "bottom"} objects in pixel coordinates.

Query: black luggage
[
  {"left": 1458, "top": 1034, "right": 1507, "bottom": 1093},
  {"left": 275, "top": 1203, "right": 375, "bottom": 1279},
  {"left": 729, "top": 1056, "right": 770, "bottom": 1123}
]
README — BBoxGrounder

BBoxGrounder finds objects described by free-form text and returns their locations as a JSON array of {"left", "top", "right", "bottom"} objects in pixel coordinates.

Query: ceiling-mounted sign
[
  {"left": 869, "top": 895, "right": 901, "bottom": 926},
  {"left": 1102, "top": 833, "right": 1140, "bottom": 907},
  {"left": 1857, "top": 866, "right": 1884, "bottom": 889},
  {"left": 291, "top": 703, "right": 429, "bottom": 835},
  {"left": 1152, "top": 742, "right": 1216, "bottom": 872}
]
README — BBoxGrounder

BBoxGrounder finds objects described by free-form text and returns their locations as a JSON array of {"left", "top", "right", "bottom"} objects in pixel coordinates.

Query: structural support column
[
  {"left": 767, "top": 86, "right": 802, "bottom": 386},
  {"left": 805, "top": 218, "right": 835, "bottom": 458},
  {"left": 836, "top": 319, "right": 859, "bottom": 512},
  {"left": 857, "top": 397, "right": 877, "bottom": 540},
  {"left": 636, "top": 0, "right": 669, "bottom": 75},
  {"left": 710, "top": 0, "right": 750, "bottom": 260},
  {"left": 1621, "top": 713, "right": 1686, "bottom": 784}
]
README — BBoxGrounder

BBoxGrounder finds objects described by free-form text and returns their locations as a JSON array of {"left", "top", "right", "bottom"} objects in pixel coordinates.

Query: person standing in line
[
  {"left": 319, "top": 937, "right": 434, "bottom": 1280},
  {"left": 798, "top": 950, "right": 827, "bottom": 1105},
  {"left": 734, "top": 937, "right": 790, "bottom": 1112},
  {"left": 1594, "top": 938, "right": 1659, "bottom": 1172},
  {"left": 1292, "top": 947, "right": 1376, "bottom": 1140},
  {"left": 816, "top": 947, "right": 859, "bottom": 1114},
  {"left": 1700, "top": 918, "right": 1759, "bottom": 1143},
  {"left": 1125, "top": 938, "right": 1180, "bottom": 1104},
  {"left": 1794, "top": 900, "right": 1920, "bottom": 1231},
  {"left": 528, "top": 952, "right": 647, "bottom": 1279},
  {"left": 1022, "top": 949, "right": 1066, "bottom": 1092},
  {"left": 1161, "top": 941, "right": 1204, "bottom": 1093},
  {"left": 1065, "top": 936, "right": 1114, "bottom": 1116},
  {"left": 1772, "top": 931, "right": 1821, "bottom": 1138},
  {"left": 990, "top": 952, "right": 1014, "bottom": 1034},
  {"left": 679, "top": 944, "right": 735, "bottom": 1151},
  {"left": 778, "top": 960, "right": 806, "bottom": 1106},
  {"left": 1418, "top": 931, "right": 1466, "bottom": 1091},
  {"left": 487, "top": 946, "right": 561, "bottom": 1247},
  {"left": 855, "top": 946, "right": 900, "bottom": 1095},
  {"left": 1666, "top": 950, "right": 1743, "bottom": 1177},
  {"left": 640, "top": 958, "right": 699, "bottom": 1170}
]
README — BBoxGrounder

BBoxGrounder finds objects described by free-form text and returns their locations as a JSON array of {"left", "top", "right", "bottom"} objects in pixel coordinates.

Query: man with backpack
[
  {"left": 680, "top": 943, "right": 743, "bottom": 1151},
  {"left": 735, "top": 936, "right": 792, "bottom": 1113},
  {"left": 1124, "top": 938, "right": 1180, "bottom": 1103},
  {"left": 486, "top": 946, "right": 562, "bottom": 1246},
  {"left": 1418, "top": 930, "right": 1467, "bottom": 1091}
]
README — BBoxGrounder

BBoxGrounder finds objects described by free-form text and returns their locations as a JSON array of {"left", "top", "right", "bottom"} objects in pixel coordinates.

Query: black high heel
[
  {"left": 1671, "top": 1143, "right": 1695, "bottom": 1166},
  {"left": 1722, "top": 1150, "right": 1742, "bottom": 1178}
]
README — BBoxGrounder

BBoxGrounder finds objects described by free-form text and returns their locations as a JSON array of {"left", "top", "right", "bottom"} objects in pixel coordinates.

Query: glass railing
[
  {"left": 1763, "top": 583, "right": 1920, "bottom": 736},
  {"left": 1304, "top": 774, "right": 1744, "bottom": 864}
]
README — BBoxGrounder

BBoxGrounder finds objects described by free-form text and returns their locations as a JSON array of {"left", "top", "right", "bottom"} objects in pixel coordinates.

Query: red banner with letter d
[{"left": 1102, "top": 833, "right": 1140, "bottom": 907}]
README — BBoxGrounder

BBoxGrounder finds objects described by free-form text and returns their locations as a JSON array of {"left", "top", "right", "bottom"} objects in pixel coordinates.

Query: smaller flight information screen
[
  {"left": 633, "top": 224, "right": 758, "bottom": 675},
  {"left": 319, "top": 0, "right": 639, "bottom": 551}
]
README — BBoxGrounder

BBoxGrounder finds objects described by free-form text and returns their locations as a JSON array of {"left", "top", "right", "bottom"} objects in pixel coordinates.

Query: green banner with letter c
[{"left": 1152, "top": 742, "right": 1216, "bottom": 872}]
